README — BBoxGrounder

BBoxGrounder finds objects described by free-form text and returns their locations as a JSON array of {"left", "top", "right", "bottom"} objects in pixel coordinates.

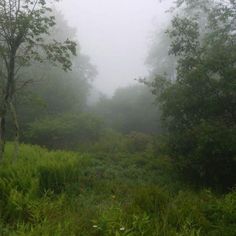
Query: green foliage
[
  {"left": 132, "top": 186, "right": 170, "bottom": 214},
  {"left": 147, "top": 0, "right": 236, "bottom": 190},
  {"left": 126, "top": 132, "right": 153, "bottom": 153},
  {"left": 0, "top": 144, "right": 235, "bottom": 235},
  {"left": 0, "top": 1, "right": 78, "bottom": 160},
  {"left": 89, "top": 130, "right": 129, "bottom": 154},
  {"left": 0, "top": 0, "right": 77, "bottom": 71},
  {"left": 169, "top": 121, "right": 236, "bottom": 190},
  {"left": 26, "top": 113, "right": 103, "bottom": 149},
  {"left": 13, "top": 12, "right": 96, "bottom": 142},
  {"left": 88, "top": 130, "right": 153, "bottom": 154}
]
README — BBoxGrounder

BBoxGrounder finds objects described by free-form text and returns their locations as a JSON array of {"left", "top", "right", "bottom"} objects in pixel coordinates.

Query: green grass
[{"left": 0, "top": 144, "right": 235, "bottom": 235}]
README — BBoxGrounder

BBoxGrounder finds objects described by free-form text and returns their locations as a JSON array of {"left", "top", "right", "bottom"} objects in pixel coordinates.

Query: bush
[
  {"left": 25, "top": 113, "right": 103, "bottom": 150},
  {"left": 126, "top": 132, "right": 153, "bottom": 153},
  {"left": 87, "top": 130, "right": 154, "bottom": 154},
  {"left": 89, "top": 129, "right": 128, "bottom": 154},
  {"left": 169, "top": 121, "right": 236, "bottom": 191}
]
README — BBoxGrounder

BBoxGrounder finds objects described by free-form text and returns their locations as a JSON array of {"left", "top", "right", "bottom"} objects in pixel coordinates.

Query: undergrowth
[{"left": 0, "top": 144, "right": 235, "bottom": 235}]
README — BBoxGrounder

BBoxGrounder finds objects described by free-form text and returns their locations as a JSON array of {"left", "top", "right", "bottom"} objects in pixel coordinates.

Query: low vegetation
[{"left": 0, "top": 144, "right": 235, "bottom": 235}]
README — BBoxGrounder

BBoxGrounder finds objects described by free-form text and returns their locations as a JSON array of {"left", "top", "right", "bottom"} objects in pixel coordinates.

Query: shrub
[
  {"left": 88, "top": 130, "right": 154, "bottom": 154},
  {"left": 88, "top": 130, "right": 129, "bottom": 154},
  {"left": 25, "top": 113, "right": 103, "bottom": 150},
  {"left": 126, "top": 132, "right": 153, "bottom": 153},
  {"left": 168, "top": 121, "right": 236, "bottom": 191}
]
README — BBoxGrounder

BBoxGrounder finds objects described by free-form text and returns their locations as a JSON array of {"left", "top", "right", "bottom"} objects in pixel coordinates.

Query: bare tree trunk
[
  {"left": 0, "top": 115, "right": 6, "bottom": 161},
  {"left": 0, "top": 50, "right": 17, "bottom": 161},
  {"left": 9, "top": 101, "right": 19, "bottom": 160},
  {"left": 0, "top": 57, "right": 16, "bottom": 161}
]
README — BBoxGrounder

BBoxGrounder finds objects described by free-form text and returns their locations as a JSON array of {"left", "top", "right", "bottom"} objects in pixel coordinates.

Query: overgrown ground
[{"left": 0, "top": 144, "right": 235, "bottom": 235}]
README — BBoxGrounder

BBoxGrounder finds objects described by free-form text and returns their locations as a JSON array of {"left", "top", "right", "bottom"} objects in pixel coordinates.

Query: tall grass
[{"left": 0, "top": 144, "right": 235, "bottom": 235}]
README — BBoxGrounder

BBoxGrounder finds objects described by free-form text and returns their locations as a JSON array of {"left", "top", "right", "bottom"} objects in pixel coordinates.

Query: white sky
[{"left": 57, "top": 0, "right": 173, "bottom": 95}]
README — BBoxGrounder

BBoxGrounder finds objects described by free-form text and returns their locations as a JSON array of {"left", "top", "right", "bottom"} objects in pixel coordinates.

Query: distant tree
[
  {"left": 0, "top": 0, "right": 76, "bottom": 159},
  {"left": 146, "top": 0, "right": 215, "bottom": 81},
  {"left": 146, "top": 26, "right": 176, "bottom": 81},
  {"left": 92, "top": 85, "right": 162, "bottom": 134},
  {"left": 26, "top": 113, "right": 103, "bottom": 150},
  {"left": 16, "top": 12, "right": 97, "bottom": 127}
]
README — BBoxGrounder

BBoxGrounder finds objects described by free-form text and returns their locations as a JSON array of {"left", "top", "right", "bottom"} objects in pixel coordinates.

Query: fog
[{"left": 57, "top": 0, "right": 173, "bottom": 95}]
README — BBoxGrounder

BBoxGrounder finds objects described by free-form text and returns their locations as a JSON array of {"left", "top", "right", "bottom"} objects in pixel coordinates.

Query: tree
[
  {"left": 0, "top": 0, "right": 76, "bottom": 159},
  {"left": 146, "top": 24, "right": 176, "bottom": 81},
  {"left": 149, "top": 0, "right": 236, "bottom": 190},
  {"left": 92, "top": 85, "right": 162, "bottom": 134},
  {"left": 15, "top": 12, "right": 97, "bottom": 129},
  {"left": 146, "top": 0, "right": 214, "bottom": 82}
]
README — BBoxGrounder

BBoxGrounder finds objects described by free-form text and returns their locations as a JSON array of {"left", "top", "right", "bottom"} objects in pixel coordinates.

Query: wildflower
[
  {"left": 120, "top": 227, "right": 125, "bottom": 231},
  {"left": 93, "top": 225, "right": 98, "bottom": 228}
]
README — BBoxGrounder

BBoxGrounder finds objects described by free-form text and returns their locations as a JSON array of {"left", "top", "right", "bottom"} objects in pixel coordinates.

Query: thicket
[
  {"left": 25, "top": 113, "right": 103, "bottom": 150},
  {"left": 145, "top": 0, "right": 236, "bottom": 191}
]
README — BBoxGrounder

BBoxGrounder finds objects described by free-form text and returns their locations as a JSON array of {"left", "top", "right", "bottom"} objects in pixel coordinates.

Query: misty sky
[{"left": 57, "top": 0, "right": 172, "bottom": 95}]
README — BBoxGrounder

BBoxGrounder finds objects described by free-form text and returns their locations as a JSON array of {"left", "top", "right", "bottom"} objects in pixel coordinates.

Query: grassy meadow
[{"left": 0, "top": 144, "right": 235, "bottom": 236}]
